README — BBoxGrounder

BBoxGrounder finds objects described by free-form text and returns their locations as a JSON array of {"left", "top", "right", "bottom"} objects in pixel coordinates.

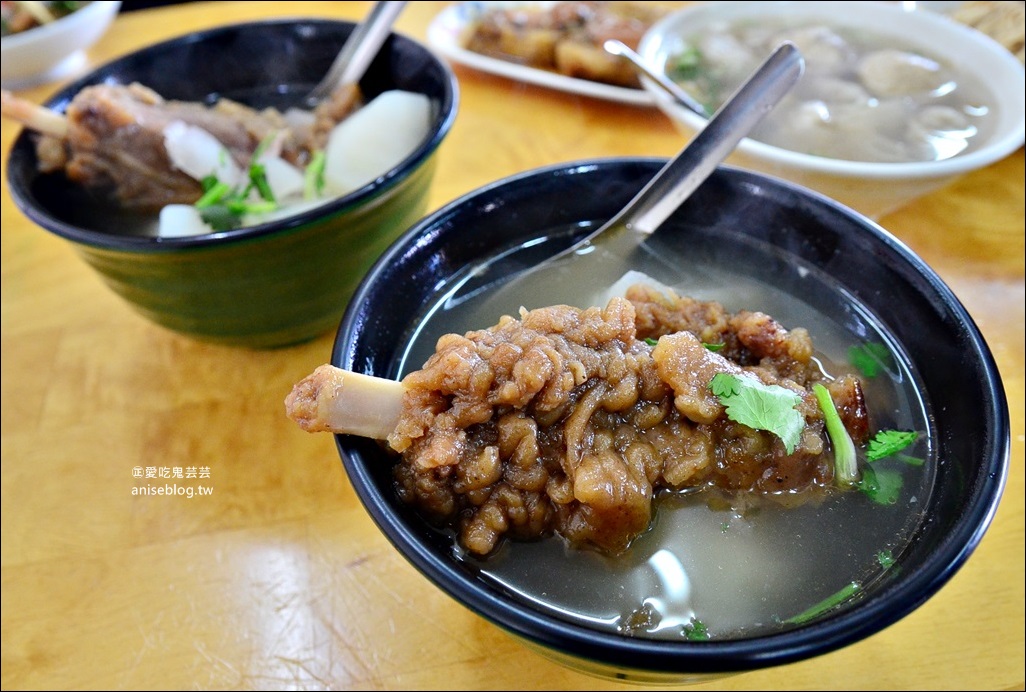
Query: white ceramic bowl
[
  {"left": 1, "top": 1, "right": 121, "bottom": 89},
  {"left": 636, "top": 1, "right": 1026, "bottom": 218}
]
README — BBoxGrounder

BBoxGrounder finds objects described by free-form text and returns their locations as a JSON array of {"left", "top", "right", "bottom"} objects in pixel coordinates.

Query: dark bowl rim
[
  {"left": 331, "top": 157, "right": 1010, "bottom": 674},
  {"left": 6, "top": 17, "right": 459, "bottom": 253}
]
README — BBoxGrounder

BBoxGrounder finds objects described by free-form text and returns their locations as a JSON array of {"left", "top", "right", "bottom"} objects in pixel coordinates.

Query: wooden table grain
[{"left": 2, "top": 2, "right": 1023, "bottom": 690}]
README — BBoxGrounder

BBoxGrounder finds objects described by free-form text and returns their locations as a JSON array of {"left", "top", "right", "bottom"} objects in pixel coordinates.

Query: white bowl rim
[
  {"left": 0, "top": 1, "right": 121, "bottom": 51},
  {"left": 638, "top": 0, "right": 1026, "bottom": 180}
]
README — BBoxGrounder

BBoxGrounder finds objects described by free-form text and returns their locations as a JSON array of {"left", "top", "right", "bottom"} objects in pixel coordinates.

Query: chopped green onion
[
  {"left": 195, "top": 180, "right": 232, "bottom": 209},
  {"left": 226, "top": 199, "right": 277, "bottom": 216},
  {"left": 200, "top": 174, "right": 220, "bottom": 192},
  {"left": 248, "top": 162, "right": 276, "bottom": 203},
  {"left": 813, "top": 383, "right": 859, "bottom": 486},
  {"left": 251, "top": 132, "right": 276, "bottom": 162},
  {"left": 784, "top": 581, "right": 861, "bottom": 625},
  {"left": 304, "top": 150, "right": 327, "bottom": 200}
]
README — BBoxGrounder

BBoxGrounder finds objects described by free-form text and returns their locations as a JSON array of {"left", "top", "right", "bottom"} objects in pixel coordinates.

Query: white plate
[{"left": 426, "top": 1, "right": 656, "bottom": 106}]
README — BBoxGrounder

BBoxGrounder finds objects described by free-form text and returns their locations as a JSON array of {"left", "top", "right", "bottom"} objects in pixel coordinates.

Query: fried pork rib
[
  {"left": 286, "top": 287, "right": 869, "bottom": 557},
  {"left": 464, "top": 1, "right": 674, "bottom": 88}
]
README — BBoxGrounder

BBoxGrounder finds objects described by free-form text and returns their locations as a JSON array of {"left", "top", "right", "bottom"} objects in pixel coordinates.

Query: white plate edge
[{"left": 426, "top": 1, "right": 657, "bottom": 107}]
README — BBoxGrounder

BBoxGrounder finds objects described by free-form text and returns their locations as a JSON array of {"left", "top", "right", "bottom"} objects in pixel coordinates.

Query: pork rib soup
[
  {"left": 308, "top": 167, "right": 938, "bottom": 644},
  {"left": 391, "top": 233, "right": 931, "bottom": 642}
]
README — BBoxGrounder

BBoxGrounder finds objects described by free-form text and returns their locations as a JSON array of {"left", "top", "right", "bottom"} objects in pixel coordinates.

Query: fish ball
[
  {"left": 773, "top": 26, "right": 852, "bottom": 75},
  {"left": 697, "top": 32, "right": 759, "bottom": 83},
  {"left": 858, "top": 49, "right": 948, "bottom": 97}
]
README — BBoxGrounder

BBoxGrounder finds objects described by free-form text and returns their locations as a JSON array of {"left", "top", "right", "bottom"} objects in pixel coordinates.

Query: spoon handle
[
  {"left": 305, "top": 1, "right": 409, "bottom": 106},
  {"left": 610, "top": 42, "right": 804, "bottom": 237},
  {"left": 604, "top": 39, "right": 709, "bottom": 118}
]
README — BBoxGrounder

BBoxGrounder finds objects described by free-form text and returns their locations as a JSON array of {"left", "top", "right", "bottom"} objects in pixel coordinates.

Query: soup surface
[
  {"left": 395, "top": 222, "right": 934, "bottom": 640},
  {"left": 662, "top": 14, "right": 995, "bottom": 163}
]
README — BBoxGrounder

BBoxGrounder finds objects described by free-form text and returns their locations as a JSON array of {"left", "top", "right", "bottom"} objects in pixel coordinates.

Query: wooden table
[{"left": 2, "top": 2, "right": 1022, "bottom": 689}]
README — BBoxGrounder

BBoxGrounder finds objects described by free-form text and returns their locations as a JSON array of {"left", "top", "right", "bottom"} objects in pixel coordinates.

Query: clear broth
[{"left": 395, "top": 222, "right": 934, "bottom": 640}]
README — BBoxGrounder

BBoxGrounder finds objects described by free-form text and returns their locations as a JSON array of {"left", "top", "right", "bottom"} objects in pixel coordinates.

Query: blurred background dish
[
  {"left": 635, "top": 0, "right": 1026, "bottom": 218},
  {"left": 947, "top": 0, "right": 1025, "bottom": 63},
  {"left": 4, "top": 17, "right": 458, "bottom": 348},
  {"left": 427, "top": 0, "right": 669, "bottom": 106},
  {"left": 1, "top": 1, "right": 121, "bottom": 89}
]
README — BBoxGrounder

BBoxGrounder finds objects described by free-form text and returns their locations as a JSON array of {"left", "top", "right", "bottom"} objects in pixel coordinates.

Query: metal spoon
[
  {"left": 468, "top": 42, "right": 804, "bottom": 317},
  {"left": 588, "top": 42, "right": 801, "bottom": 242},
  {"left": 603, "top": 39, "right": 710, "bottom": 118},
  {"left": 302, "top": 1, "right": 408, "bottom": 108}
]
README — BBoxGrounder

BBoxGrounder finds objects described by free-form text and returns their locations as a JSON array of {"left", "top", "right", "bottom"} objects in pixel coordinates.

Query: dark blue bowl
[{"left": 329, "top": 159, "right": 1008, "bottom": 682}]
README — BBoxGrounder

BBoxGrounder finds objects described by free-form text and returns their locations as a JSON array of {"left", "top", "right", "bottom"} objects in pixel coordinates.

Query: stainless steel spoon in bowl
[
  {"left": 466, "top": 42, "right": 805, "bottom": 318},
  {"left": 585, "top": 42, "right": 802, "bottom": 247},
  {"left": 302, "top": 1, "right": 409, "bottom": 109}
]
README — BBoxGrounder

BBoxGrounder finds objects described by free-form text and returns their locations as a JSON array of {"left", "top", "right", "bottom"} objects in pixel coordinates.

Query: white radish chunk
[
  {"left": 322, "top": 90, "right": 432, "bottom": 196},
  {"left": 258, "top": 155, "right": 306, "bottom": 201},
  {"left": 163, "top": 120, "right": 243, "bottom": 186},
  {"left": 158, "top": 204, "right": 212, "bottom": 237}
]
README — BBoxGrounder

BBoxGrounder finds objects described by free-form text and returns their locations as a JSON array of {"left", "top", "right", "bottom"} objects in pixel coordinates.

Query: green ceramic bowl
[{"left": 6, "top": 19, "right": 459, "bottom": 348}]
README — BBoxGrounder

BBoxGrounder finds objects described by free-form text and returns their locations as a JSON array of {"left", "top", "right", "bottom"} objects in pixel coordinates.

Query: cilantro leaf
[
  {"left": 866, "top": 430, "right": 918, "bottom": 461},
  {"left": 859, "top": 466, "right": 903, "bottom": 505},
  {"left": 848, "top": 343, "right": 892, "bottom": 378},
  {"left": 667, "top": 45, "right": 703, "bottom": 81},
  {"left": 709, "top": 373, "right": 804, "bottom": 454},
  {"left": 682, "top": 618, "right": 710, "bottom": 641}
]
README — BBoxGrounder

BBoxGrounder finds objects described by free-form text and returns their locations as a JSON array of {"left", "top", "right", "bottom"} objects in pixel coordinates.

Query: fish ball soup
[{"left": 661, "top": 13, "right": 996, "bottom": 163}]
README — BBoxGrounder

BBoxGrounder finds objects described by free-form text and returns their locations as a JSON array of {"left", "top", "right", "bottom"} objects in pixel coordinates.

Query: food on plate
[
  {"left": 286, "top": 282, "right": 921, "bottom": 560},
  {"left": 1, "top": 80, "right": 432, "bottom": 236},
  {"left": 661, "top": 13, "right": 998, "bottom": 163},
  {"left": 950, "top": 0, "right": 1024, "bottom": 65},
  {"left": 1, "top": 0, "right": 85, "bottom": 37},
  {"left": 463, "top": 1, "right": 675, "bottom": 88}
]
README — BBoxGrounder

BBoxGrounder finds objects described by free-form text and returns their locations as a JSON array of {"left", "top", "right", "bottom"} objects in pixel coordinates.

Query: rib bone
[
  {"left": 285, "top": 364, "right": 403, "bottom": 440},
  {"left": 1, "top": 90, "right": 68, "bottom": 137}
]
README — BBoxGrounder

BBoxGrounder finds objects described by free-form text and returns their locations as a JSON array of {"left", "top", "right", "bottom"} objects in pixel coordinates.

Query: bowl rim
[
  {"left": 637, "top": 0, "right": 1026, "bottom": 179},
  {"left": 6, "top": 17, "right": 459, "bottom": 253},
  {"left": 330, "top": 157, "right": 1010, "bottom": 674},
  {"left": 0, "top": 0, "right": 121, "bottom": 51}
]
